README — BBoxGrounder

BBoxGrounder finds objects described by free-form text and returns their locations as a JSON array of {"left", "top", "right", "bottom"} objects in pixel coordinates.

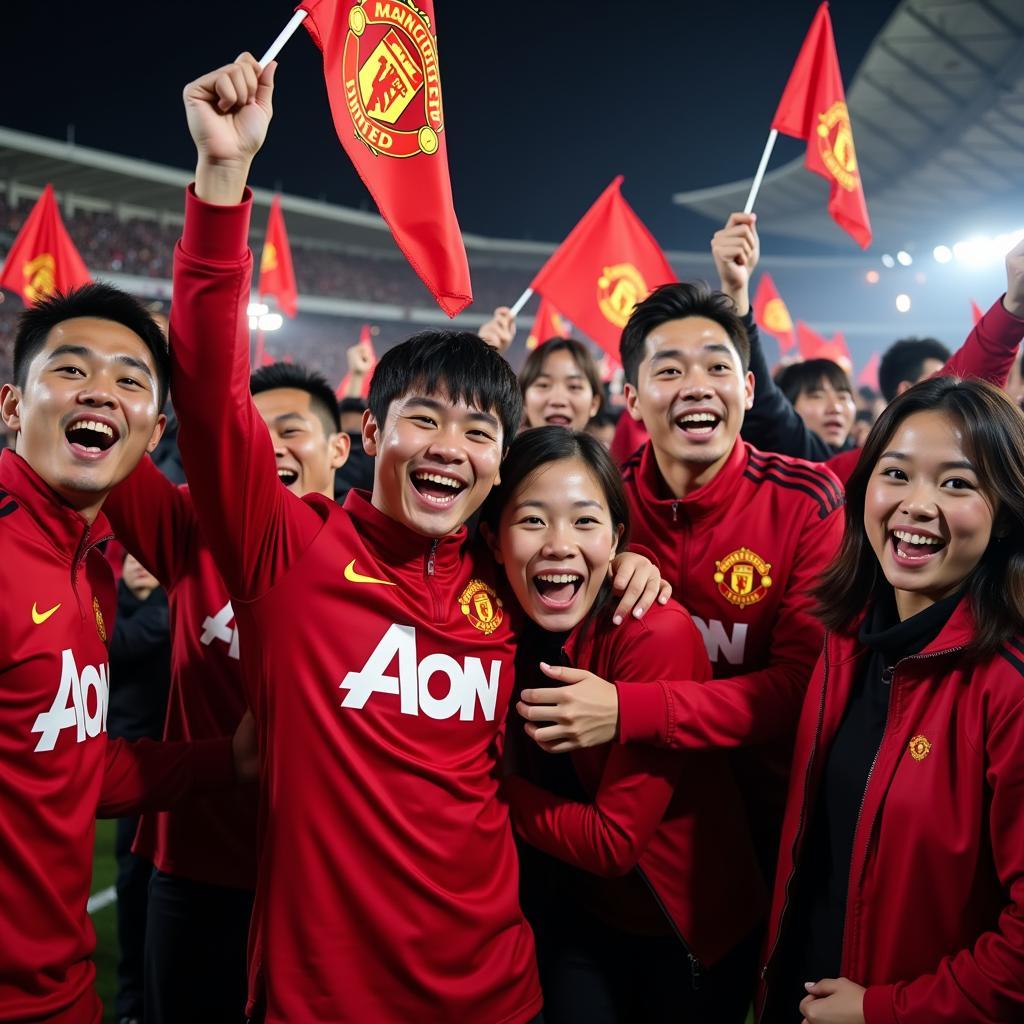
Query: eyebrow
[
  {"left": 47, "top": 344, "right": 154, "bottom": 382},
  {"left": 406, "top": 395, "right": 500, "bottom": 429},
  {"left": 513, "top": 498, "right": 605, "bottom": 511},
  {"left": 649, "top": 343, "right": 736, "bottom": 364},
  {"left": 272, "top": 412, "right": 310, "bottom": 426},
  {"left": 880, "top": 450, "right": 976, "bottom": 471}
]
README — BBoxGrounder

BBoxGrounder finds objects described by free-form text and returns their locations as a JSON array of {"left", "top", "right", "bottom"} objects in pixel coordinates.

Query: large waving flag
[
  {"left": 771, "top": 3, "right": 872, "bottom": 249},
  {"left": 529, "top": 177, "right": 676, "bottom": 358},
  {"left": 259, "top": 196, "right": 298, "bottom": 318},
  {"left": 298, "top": 0, "right": 471, "bottom": 316},
  {"left": 526, "top": 297, "right": 571, "bottom": 351},
  {"left": 753, "top": 273, "right": 796, "bottom": 353},
  {"left": 0, "top": 185, "right": 91, "bottom": 304}
]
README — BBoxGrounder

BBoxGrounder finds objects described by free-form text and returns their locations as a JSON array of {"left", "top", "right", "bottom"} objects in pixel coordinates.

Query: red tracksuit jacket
[
  {"left": 505, "top": 601, "right": 766, "bottom": 970},
  {"left": 0, "top": 450, "right": 235, "bottom": 1024},
  {"left": 105, "top": 455, "right": 258, "bottom": 889},
  {"left": 167, "top": 186, "right": 541, "bottom": 1024},
  {"left": 616, "top": 440, "right": 844, "bottom": 853},
  {"left": 758, "top": 602, "right": 1024, "bottom": 1024}
]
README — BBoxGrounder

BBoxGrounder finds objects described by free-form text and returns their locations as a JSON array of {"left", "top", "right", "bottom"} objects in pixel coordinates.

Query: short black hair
[
  {"left": 338, "top": 397, "right": 367, "bottom": 417},
  {"left": 619, "top": 281, "right": 749, "bottom": 386},
  {"left": 14, "top": 283, "right": 170, "bottom": 407},
  {"left": 250, "top": 361, "right": 341, "bottom": 433},
  {"left": 878, "top": 337, "right": 950, "bottom": 403},
  {"left": 519, "top": 338, "right": 604, "bottom": 409},
  {"left": 368, "top": 331, "right": 522, "bottom": 445},
  {"left": 775, "top": 358, "right": 853, "bottom": 405}
]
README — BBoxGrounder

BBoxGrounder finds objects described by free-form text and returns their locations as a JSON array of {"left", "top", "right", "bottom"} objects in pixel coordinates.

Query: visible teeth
[
  {"left": 277, "top": 469, "right": 297, "bottom": 478},
  {"left": 414, "top": 472, "right": 462, "bottom": 489},
  {"left": 894, "top": 530, "right": 941, "bottom": 546},
  {"left": 71, "top": 419, "right": 114, "bottom": 437},
  {"left": 536, "top": 573, "right": 582, "bottom": 584},
  {"left": 680, "top": 413, "right": 718, "bottom": 424}
]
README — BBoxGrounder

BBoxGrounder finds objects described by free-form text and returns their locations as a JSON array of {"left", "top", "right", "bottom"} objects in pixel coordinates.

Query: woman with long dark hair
[
  {"left": 482, "top": 427, "right": 765, "bottom": 1024},
  {"left": 759, "top": 376, "right": 1024, "bottom": 1023}
]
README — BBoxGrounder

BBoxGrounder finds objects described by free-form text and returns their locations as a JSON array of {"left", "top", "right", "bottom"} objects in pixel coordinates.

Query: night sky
[{"left": 5, "top": 1, "right": 900, "bottom": 249}]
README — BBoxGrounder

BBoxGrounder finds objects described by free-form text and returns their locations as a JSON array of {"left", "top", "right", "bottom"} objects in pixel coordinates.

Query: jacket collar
[
  {"left": 637, "top": 438, "right": 749, "bottom": 524},
  {"left": 0, "top": 449, "right": 113, "bottom": 562}
]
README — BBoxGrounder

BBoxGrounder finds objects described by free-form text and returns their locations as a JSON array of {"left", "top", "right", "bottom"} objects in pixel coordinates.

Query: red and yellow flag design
[
  {"left": 526, "top": 297, "right": 571, "bottom": 351},
  {"left": 0, "top": 184, "right": 91, "bottom": 305},
  {"left": 529, "top": 177, "right": 677, "bottom": 359},
  {"left": 298, "top": 0, "right": 471, "bottom": 317},
  {"left": 771, "top": 3, "right": 872, "bottom": 249},
  {"left": 753, "top": 273, "right": 796, "bottom": 353},
  {"left": 259, "top": 196, "right": 298, "bottom": 318}
]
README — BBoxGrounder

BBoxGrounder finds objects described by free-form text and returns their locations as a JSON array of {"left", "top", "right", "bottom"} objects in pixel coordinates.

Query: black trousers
[
  {"left": 114, "top": 816, "right": 151, "bottom": 1021},
  {"left": 144, "top": 869, "right": 254, "bottom": 1024}
]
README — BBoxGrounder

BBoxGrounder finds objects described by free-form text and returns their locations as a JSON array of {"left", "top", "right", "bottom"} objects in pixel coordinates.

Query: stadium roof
[{"left": 672, "top": 0, "right": 1024, "bottom": 251}]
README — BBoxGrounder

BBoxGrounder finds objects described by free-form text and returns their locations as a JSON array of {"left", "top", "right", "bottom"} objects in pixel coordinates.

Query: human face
[
  {"left": 865, "top": 410, "right": 995, "bottom": 619},
  {"left": 794, "top": 378, "right": 856, "bottom": 448},
  {"left": 253, "top": 387, "right": 348, "bottom": 499},
  {"left": 523, "top": 349, "right": 601, "bottom": 431},
  {"left": 494, "top": 457, "right": 620, "bottom": 633},
  {"left": 364, "top": 391, "right": 503, "bottom": 537},
  {"left": 624, "top": 317, "right": 753, "bottom": 496},
  {"left": 0, "top": 317, "right": 165, "bottom": 521},
  {"left": 896, "top": 358, "right": 945, "bottom": 398},
  {"left": 122, "top": 553, "right": 160, "bottom": 600}
]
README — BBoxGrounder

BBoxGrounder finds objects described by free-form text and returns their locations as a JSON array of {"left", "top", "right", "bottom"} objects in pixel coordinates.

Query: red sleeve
[
  {"left": 169, "top": 185, "right": 321, "bottom": 600},
  {"left": 617, "top": 500, "right": 842, "bottom": 749},
  {"left": 941, "top": 296, "right": 1024, "bottom": 389},
  {"left": 104, "top": 455, "right": 193, "bottom": 590},
  {"left": 97, "top": 736, "right": 236, "bottom": 818},
  {"left": 505, "top": 607, "right": 708, "bottom": 876},
  {"left": 862, "top": 692, "right": 1024, "bottom": 1024}
]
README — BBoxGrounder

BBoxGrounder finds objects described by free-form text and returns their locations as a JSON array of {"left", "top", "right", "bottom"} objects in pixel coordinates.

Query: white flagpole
[
  {"left": 743, "top": 129, "right": 779, "bottom": 214},
  {"left": 509, "top": 287, "right": 533, "bottom": 318},
  {"left": 259, "top": 10, "right": 308, "bottom": 66}
]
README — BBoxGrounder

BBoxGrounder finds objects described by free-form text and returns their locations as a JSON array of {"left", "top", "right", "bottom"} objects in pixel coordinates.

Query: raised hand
[
  {"left": 1005, "top": 235, "right": 1024, "bottom": 319},
  {"left": 478, "top": 307, "right": 517, "bottom": 354},
  {"left": 711, "top": 212, "right": 760, "bottom": 315},
  {"left": 346, "top": 341, "right": 374, "bottom": 376}
]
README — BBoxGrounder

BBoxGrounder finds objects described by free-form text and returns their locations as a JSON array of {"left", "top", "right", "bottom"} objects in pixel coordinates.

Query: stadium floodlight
[
  {"left": 259, "top": 313, "right": 284, "bottom": 332},
  {"left": 951, "top": 229, "right": 1024, "bottom": 267},
  {"left": 247, "top": 302, "right": 269, "bottom": 317},
  {"left": 896, "top": 250, "right": 913, "bottom": 266},
  {"left": 933, "top": 245, "right": 952, "bottom": 264},
  {"left": 895, "top": 294, "right": 911, "bottom": 313},
  {"left": 865, "top": 270, "right": 879, "bottom": 284},
  {"left": 881, "top": 254, "right": 895, "bottom": 268}
]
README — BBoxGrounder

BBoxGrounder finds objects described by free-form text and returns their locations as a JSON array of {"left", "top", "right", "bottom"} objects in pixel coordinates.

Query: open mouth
[
  {"left": 532, "top": 571, "right": 584, "bottom": 609},
  {"left": 544, "top": 414, "right": 573, "bottom": 428},
  {"left": 277, "top": 468, "right": 299, "bottom": 488},
  {"left": 65, "top": 418, "right": 119, "bottom": 456},
  {"left": 675, "top": 411, "right": 721, "bottom": 437},
  {"left": 890, "top": 529, "right": 945, "bottom": 563},
  {"left": 411, "top": 469, "right": 467, "bottom": 508}
]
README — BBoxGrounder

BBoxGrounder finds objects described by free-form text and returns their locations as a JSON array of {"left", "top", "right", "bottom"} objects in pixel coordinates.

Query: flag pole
[
  {"left": 743, "top": 129, "right": 778, "bottom": 214},
  {"left": 259, "top": 10, "right": 308, "bottom": 66},
  {"left": 509, "top": 287, "right": 533, "bottom": 318}
]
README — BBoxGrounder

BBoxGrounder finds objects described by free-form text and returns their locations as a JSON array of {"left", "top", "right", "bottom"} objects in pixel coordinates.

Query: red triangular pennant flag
[
  {"left": 857, "top": 351, "right": 880, "bottom": 391},
  {"left": 0, "top": 185, "right": 92, "bottom": 304},
  {"left": 771, "top": 3, "right": 872, "bottom": 249},
  {"left": 259, "top": 196, "right": 298, "bottom": 318},
  {"left": 753, "top": 273, "right": 797, "bottom": 353},
  {"left": 796, "top": 322, "right": 852, "bottom": 375},
  {"left": 298, "top": 0, "right": 471, "bottom": 317},
  {"left": 526, "top": 297, "right": 572, "bottom": 351},
  {"left": 529, "top": 177, "right": 677, "bottom": 359},
  {"left": 970, "top": 300, "right": 984, "bottom": 325}
]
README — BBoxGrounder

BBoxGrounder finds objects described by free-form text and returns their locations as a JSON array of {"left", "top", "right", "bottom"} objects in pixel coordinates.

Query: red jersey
[
  {"left": 616, "top": 440, "right": 844, "bottom": 851},
  {"left": 105, "top": 455, "right": 257, "bottom": 889},
  {"left": 0, "top": 450, "right": 235, "bottom": 1023},
  {"left": 759, "top": 604, "right": 1024, "bottom": 1024},
  {"left": 167, "top": 186, "right": 541, "bottom": 1024},
  {"left": 505, "top": 602, "right": 766, "bottom": 969}
]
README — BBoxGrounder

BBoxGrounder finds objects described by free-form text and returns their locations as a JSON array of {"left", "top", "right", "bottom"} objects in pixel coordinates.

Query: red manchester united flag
[
  {"left": 0, "top": 185, "right": 91, "bottom": 305},
  {"left": 771, "top": 3, "right": 872, "bottom": 249},
  {"left": 526, "top": 297, "right": 571, "bottom": 351},
  {"left": 753, "top": 273, "right": 796, "bottom": 353},
  {"left": 530, "top": 177, "right": 676, "bottom": 358},
  {"left": 298, "top": 0, "right": 471, "bottom": 317},
  {"left": 259, "top": 196, "right": 298, "bottom": 318}
]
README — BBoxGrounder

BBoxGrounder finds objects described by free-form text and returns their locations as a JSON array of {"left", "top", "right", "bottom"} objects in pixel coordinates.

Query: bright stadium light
[
  {"left": 881, "top": 254, "right": 895, "bottom": 268},
  {"left": 933, "top": 245, "right": 952, "bottom": 264},
  {"left": 896, "top": 293, "right": 911, "bottom": 313},
  {"left": 896, "top": 250, "right": 913, "bottom": 266},
  {"left": 951, "top": 229, "right": 1024, "bottom": 267},
  {"left": 258, "top": 313, "right": 284, "bottom": 332},
  {"left": 865, "top": 270, "right": 879, "bottom": 284},
  {"left": 247, "top": 302, "right": 269, "bottom": 317}
]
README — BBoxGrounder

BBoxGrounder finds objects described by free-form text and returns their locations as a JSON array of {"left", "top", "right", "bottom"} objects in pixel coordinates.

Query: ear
[
  {"left": 145, "top": 413, "right": 168, "bottom": 454},
  {"left": 624, "top": 383, "right": 644, "bottom": 422},
  {"left": 0, "top": 383, "right": 22, "bottom": 433},
  {"left": 329, "top": 431, "right": 351, "bottom": 470},
  {"left": 361, "top": 407, "right": 379, "bottom": 456},
  {"left": 743, "top": 370, "right": 755, "bottom": 411},
  {"left": 479, "top": 521, "right": 503, "bottom": 564},
  {"left": 610, "top": 522, "right": 624, "bottom": 560},
  {"left": 588, "top": 392, "right": 602, "bottom": 420},
  {"left": 896, "top": 380, "right": 914, "bottom": 397}
]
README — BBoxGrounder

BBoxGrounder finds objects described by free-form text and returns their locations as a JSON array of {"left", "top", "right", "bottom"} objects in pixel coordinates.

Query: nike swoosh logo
[
  {"left": 344, "top": 560, "right": 395, "bottom": 587},
  {"left": 32, "top": 602, "right": 62, "bottom": 625}
]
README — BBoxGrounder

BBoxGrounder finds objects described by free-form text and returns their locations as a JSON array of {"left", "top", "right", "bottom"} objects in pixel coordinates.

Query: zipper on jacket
[
  {"left": 634, "top": 866, "right": 704, "bottom": 990},
  {"left": 671, "top": 501, "right": 679, "bottom": 524},
  {"left": 426, "top": 539, "right": 438, "bottom": 577}
]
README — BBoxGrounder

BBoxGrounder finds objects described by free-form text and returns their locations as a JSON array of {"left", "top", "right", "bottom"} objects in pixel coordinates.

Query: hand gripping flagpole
[
  {"left": 259, "top": 9, "right": 309, "bottom": 66},
  {"left": 743, "top": 129, "right": 778, "bottom": 214}
]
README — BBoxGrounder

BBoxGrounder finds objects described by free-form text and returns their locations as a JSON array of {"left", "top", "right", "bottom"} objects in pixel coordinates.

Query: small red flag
[
  {"left": 857, "top": 351, "right": 880, "bottom": 391},
  {"left": 298, "top": 0, "right": 471, "bottom": 317},
  {"left": 259, "top": 196, "right": 298, "bottom": 318},
  {"left": 797, "top": 321, "right": 852, "bottom": 374},
  {"left": 530, "top": 177, "right": 677, "bottom": 359},
  {"left": 336, "top": 324, "right": 377, "bottom": 399},
  {"left": 771, "top": 3, "right": 872, "bottom": 249},
  {"left": 970, "top": 300, "right": 984, "bottom": 325},
  {"left": 0, "top": 184, "right": 91, "bottom": 304},
  {"left": 526, "top": 297, "right": 571, "bottom": 351},
  {"left": 753, "top": 273, "right": 797, "bottom": 353}
]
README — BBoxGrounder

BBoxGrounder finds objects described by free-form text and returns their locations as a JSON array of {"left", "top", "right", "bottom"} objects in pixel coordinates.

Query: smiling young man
[
  {"left": 102, "top": 359, "right": 347, "bottom": 1024},
  {"left": 0, "top": 285, "right": 248, "bottom": 1024}
]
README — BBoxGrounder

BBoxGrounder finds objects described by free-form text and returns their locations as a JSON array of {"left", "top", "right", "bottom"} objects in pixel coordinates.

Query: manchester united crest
[
  {"left": 93, "top": 597, "right": 108, "bottom": 644},
  {"left": 714, "top": 547, "right": 772, "bottom": 608},
  {"left": 762, "top": 297, "right": 793, "bottom": 335},
  {"left": 342, "top": 0, "right": 444, "bottom": 158},
  {"left": 23, "top": 253, "right": 56, "bottom": 304},
  {"left": 458, "top": 579, "right": 504, "bottom": 635},
  {"left": 597, "top": 263, "right": 648, "bottom": 328},
  {"left": 908, "top": 735, "right": 932, "bottom": 762},
  {"left": 816, "top": 101, "right": 859, "bottom": 192}
]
